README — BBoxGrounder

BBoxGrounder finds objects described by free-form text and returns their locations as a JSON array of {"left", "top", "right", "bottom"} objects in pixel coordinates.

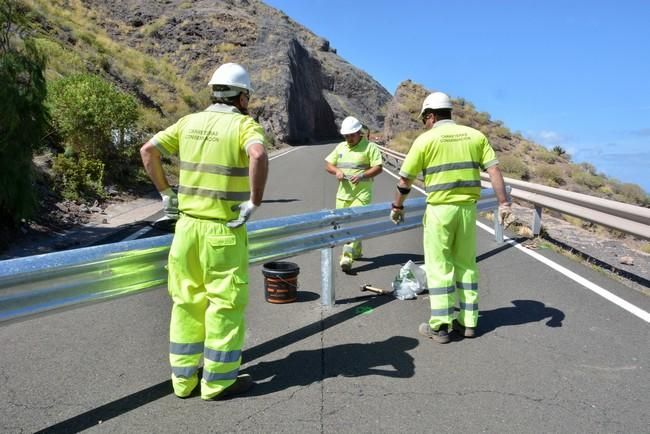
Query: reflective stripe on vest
[
  {"left": 423, "top": 161, "right": 480, "bottom": 175},
  {"left": 334, "top": 139, "right": 372, "bottom": 177},
  {"left": 180, "top": 161, "right": 248, "bottom": 177},
  {"left": 336, "top": 162, "right": 371, "bottom": 170},
  {"left": 425, "top": 180, "right": 481, "bottom": 193},
  {"left": 410, "top": 122, "right": 492, "bottom": 204},
  {"left": 179, "top": 185, "right": 250, "bottom": 202}
]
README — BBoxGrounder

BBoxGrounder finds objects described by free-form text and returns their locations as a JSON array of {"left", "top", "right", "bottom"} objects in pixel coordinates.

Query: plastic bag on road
[{"left": 391, "top": 260, "right": 427, "bottom": 300}]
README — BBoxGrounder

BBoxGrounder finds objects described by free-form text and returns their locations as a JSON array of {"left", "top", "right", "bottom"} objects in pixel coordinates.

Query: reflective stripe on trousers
[
  {"left": 168, "top": 215, "right": 249, "bottom": 399},
  {"left": 423, "top": 203, "right": 479, "bottom": 329}
]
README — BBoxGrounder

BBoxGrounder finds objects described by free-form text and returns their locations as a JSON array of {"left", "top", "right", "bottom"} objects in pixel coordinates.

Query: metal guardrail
[
  {"left": 0, "top": 192, "right": 503, "bottom": 324},
  {"left": 377, "top": 144, "right": 650, "bottom": 240}
]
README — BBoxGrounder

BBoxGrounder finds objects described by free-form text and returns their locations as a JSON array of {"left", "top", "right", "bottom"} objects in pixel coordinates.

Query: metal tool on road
[{"left": 360, "top": 284, "right": 392, "bottom": 295}]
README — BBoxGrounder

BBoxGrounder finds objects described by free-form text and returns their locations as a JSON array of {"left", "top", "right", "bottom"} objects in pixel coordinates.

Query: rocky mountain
[{"left": 31, "top": 0, "right": 391, "bottom": 145}]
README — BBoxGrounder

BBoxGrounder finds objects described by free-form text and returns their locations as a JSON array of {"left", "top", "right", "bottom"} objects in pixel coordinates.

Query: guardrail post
[
  {"left": 321, "top": 247, "right": 335, "bottom": 307},
  {"left": 532, "top": 205, "right": 543, "bottom": 236}
]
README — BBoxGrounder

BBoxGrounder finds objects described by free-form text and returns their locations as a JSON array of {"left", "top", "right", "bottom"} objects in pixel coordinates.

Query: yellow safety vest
[
  {"left": 325, "top": 138, "right": 383, "bottom": 202},
  {"left": 152, "top": 104, "right": 265, "bottom": 220},
  {"left": 400, "top": 120, "right": 497, "bottom": 205}
]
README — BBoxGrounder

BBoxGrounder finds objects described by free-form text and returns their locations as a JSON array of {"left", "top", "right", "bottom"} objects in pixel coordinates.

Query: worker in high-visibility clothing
[
  {"left": 325, "top": 116, "right": 383, "bottom": 272},
  {"left": 140, "top": 63, "right": 268, "bottom": 399},
  {"left": 390, "top": 92, "right": 511, "bottom": 343}
]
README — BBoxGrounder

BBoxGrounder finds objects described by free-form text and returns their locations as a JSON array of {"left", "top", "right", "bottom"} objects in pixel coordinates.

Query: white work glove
[
  {"left": 160, "top": 188, "right": 179, "bottom": 220},
  {"left": 498, "top": 203, "right": 512, "bottom": 226},
  {"left": 349, "top": 173, "right": 365, "bottom": 185},
  {"left": 227, "top": 200, "right": 257, "bottom": 228},
  {"left": 390, "top": 205, "right": 404, "bottom": 225}
]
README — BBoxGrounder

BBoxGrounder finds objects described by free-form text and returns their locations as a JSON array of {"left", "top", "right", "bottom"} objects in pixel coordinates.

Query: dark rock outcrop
[
  {"left": 383, "top": 80, "right": 429, "bottom": 144},
  {"left": 71, "top": 0, "right": 391, "bottom": 144}
]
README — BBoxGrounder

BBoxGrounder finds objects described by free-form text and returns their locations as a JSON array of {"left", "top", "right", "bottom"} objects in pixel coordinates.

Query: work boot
[
  {"left": 340, "top": 257, "right": 353, "bottom": 273},
  {"left": 203, "top": 374, "right": 254, "bottom": 401},
  {"left": 453, "top": 320, "right": 476, "bottom": 338},
  {"left": 418, "top": 323, "right": 451, "bottom": 344}
]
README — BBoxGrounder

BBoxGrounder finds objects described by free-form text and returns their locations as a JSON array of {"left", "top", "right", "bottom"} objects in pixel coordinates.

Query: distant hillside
[
  {"left": 383, "top": 80, "right": 649, "bottom": 207},
  {"left": 26, "top": 0, "right": 391, "bottom": 145}
]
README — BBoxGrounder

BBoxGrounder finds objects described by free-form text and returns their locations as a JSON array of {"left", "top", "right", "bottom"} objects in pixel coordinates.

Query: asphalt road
[{"left": 1, "top": 143, "right": 648, "bottom": 433}]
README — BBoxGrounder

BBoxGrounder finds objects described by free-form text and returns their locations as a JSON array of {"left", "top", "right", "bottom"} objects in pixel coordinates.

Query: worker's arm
[
  {"left": 140, "top": 141, "right": 171, "bottom": 192},
  {"left": 325, "top": 161, "right": 345, "bottom": 180},
  {"left": 486, "top": 165, "right": 509, "bottom": 205},
  {"left": 140, "top": 141, "right": 178, "bottom": 219},
  {"left": 226, "top": 142, "right": 268, "bottom": 229},
  {"left": 248, "top": 142, "right": 268, "bottom": 206},
  {"left": 393, "top": 177, "right": 414, "bottom": 208},
  {"left": 486, "top": 165, "right": 512, "bottom": 224},
  {"left": 389, "top": 176, "right": 414, "bottom": 224}
]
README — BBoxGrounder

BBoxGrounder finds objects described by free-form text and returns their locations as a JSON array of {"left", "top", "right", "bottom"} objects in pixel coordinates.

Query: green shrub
[
  {"left": 33, "top": 37, "right": 85, "bottom": 77},
  {"left": 492, "top": 125, "right": 510, "bottom": 138},
  {"left": 143, "top": 58, "right": 157, "bottom": 75},
  {"left": 535, "top": 164, "right": 565, "bottom": 186},
  {"left": 182, "top": 94, "right": 198, "bottom": 109},
  {"left": 612, "top": 182, "right": 649, "bottom": 206},
  {"left": 552, "top": 145, "right": 567, "bottom": 156},
  {"left": 76, "top": 31, "right": 96, "bottom": 46},
  {"left": 498, "top": 155, "right": 529, "bottom": 180},
  {"left": 52, "top": 153, "right": 105, "bottom": 200},
  {"left": 573, "top": 171, "right": 605, "bottom": 189},
  {"left": 0, "top": 0, "right": 50, "bottom": 224},
  {"left": 580, "top": 162, "right": 597, "bottom": 175},
  {"left": 534, "top": 148, "right": 557, "bottom": 164},
  {"left": 389, "top": 130, "right": 421, "bottom": 154},
  {"left": 48, "top": 73, "right": 138, "bottom": 162}
]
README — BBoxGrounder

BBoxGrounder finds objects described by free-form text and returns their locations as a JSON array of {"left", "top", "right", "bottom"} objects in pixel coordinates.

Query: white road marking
[
  {"left": 382, "top": 166, "right": 650, "bottom": 323},
  {"left": 269, "top": 146, "right": 302, "bottom": 161},
  {"left": 121, "top": 225, "right": 154, "bottom": 241}
]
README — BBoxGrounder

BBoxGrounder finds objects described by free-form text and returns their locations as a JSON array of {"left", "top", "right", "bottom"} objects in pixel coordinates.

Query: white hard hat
[
  {"left": 419, "top": 92, "right": 452, "bottom": 118},
  {"left": 208, "top": 63, "right": 253, "bottom": 97},
  {"left": 340, "top": 116, "right": 363, "bottom": 135}
]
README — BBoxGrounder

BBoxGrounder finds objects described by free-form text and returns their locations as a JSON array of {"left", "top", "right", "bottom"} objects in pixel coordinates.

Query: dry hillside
[
  {"left": 384, "top": 80, "right": 649, "bottom": 206},
  {"left": 26, "top": 0, "right": 391, "bottom": 145}
]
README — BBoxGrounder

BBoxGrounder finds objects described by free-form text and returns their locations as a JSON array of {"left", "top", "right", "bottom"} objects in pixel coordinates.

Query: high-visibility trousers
[
  {"left": 422, "top": 203, "right": 479, "bottom": 330},
  {"left": 336, "top": 196, "right": 369, "bottom": 262},
  {"left": 167, "top": 215, "right": 249, "bottom": 399}
]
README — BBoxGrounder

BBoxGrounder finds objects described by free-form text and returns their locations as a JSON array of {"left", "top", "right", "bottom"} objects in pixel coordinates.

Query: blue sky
[{"left": 264, "top": 0, "right": 650, "bottom": 193}]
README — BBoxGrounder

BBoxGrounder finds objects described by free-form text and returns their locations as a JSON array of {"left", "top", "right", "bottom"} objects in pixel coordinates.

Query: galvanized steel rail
[
  {"left": 377, "top": 144, "right": 650, "bottom": 240},
  {"left": 0, "top": 193, "right": 503, "bottom": 323}
]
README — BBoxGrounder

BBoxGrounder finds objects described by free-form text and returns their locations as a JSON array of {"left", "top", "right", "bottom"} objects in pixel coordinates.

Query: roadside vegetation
[{"left": 0, "top": 0, "right": 49, "bottom": 227}]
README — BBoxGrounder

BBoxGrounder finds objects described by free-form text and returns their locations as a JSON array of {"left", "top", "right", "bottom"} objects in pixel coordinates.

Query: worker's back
[
  {"left": 411, "top": 120, "right": 496, "bottom": 205},
  {"left": 153, "top": 105, "right": 264, "bottom": 220}
]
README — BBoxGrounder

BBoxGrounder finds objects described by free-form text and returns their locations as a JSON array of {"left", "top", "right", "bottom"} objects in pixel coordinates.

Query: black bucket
[{"left": 262, "top": 261, "right": 300, "bottom": 304}]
